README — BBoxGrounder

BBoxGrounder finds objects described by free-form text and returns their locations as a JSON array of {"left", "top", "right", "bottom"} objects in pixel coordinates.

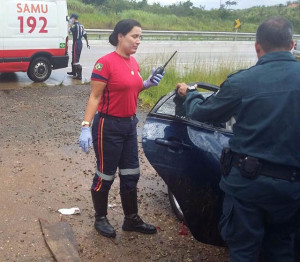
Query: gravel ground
[{"left": 0, "top": 84, "right": 229, "bottom": 262}]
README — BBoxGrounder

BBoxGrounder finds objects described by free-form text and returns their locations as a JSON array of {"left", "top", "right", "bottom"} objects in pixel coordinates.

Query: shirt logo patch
[{"left": 95, "top": 63, "right": 103, "bottom": 71}]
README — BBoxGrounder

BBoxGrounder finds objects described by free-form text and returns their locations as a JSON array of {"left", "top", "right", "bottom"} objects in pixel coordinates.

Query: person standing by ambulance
[
  {"left": 67, "top": 13, "right": 89, "bottom": 80},
  {"left": 78, "top": 19, "right": 164, "bottom": 238}
]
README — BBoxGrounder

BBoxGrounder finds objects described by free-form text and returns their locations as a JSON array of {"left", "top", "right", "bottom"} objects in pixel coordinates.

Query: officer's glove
[
  {"left": 79, "top": 127, "right": 92, "bottom": 153},
  {"left": 143, "top": 67, "right": 164, "bottom": 89}
]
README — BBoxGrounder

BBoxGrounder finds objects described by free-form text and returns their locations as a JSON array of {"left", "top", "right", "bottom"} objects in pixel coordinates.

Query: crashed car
[{"left": 142, "top": 82, "right": 300, "bottom": 254}]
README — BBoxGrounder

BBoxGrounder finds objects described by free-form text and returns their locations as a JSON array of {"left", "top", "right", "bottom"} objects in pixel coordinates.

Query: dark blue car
[{"left": 142, "top": 82, "right": 300, "bottom": 255}]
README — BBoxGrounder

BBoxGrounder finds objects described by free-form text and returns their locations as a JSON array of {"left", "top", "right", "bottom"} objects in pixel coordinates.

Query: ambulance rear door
[
  {"left": 4, "top": 0, "right": 62, "bottom": 53},
  {"left": 2, "top": 0, "right": 69, "bottom": 77},
  {"left": 0, "top": 0, "right": 4, "bottom": 68}
]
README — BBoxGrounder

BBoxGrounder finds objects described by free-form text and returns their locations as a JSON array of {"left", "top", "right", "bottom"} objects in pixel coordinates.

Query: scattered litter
[
  {"left": 179, "top": 221, "right": 188, "bottom": 235},
  {"left": 58, "top": 207, "right": 80, "bottom": 215},
  {"left": 108, "top": 204, "right": 117, "bottom": 208}
]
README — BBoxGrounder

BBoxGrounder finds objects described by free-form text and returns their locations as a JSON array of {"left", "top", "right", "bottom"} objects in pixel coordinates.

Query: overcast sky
[{"left": 146, "top": 0, "right": 287, "bottom": 10}]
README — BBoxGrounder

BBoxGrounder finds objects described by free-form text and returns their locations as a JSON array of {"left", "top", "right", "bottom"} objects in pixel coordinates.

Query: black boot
[
  {"left": 67, "top": 64, "right": 76, "bottom": 76},
  {"left": 91, "top": 190, "right": 116, "bottom": 238},
  {"left": 74, "top": 64, "right": 82, "bottom": 80},
  {"left": 121, "top": 188, "right": 157, "bottom": 234}
]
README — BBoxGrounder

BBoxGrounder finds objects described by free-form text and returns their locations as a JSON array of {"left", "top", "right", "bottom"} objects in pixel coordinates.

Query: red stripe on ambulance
[{"left": 3, "top": 49, "right": 66, "bottom": 58}]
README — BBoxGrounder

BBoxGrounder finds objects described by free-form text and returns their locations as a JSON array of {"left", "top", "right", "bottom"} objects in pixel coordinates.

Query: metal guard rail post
[{"left": 85, "top": 29, "right": 300, "bottom": 41}]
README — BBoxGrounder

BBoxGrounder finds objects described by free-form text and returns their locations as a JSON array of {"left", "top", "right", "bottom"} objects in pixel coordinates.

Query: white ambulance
[{"left": 0, "top": 0, "right": 69, "bottom": 82}]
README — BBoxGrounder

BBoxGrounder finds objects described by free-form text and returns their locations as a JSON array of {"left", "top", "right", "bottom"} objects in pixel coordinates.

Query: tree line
[{"left": 67, "top": 0, "right": 300, "bottom": 33}]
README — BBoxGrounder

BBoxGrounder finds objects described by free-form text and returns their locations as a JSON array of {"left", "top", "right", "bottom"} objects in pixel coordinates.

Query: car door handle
[{"left": 155, "top": 138, "right": 192, "bottom": 150}]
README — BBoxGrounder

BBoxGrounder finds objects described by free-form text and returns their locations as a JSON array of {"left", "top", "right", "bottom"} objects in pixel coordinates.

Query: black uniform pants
[
  {"left": 91, "top": 112, "right": 140, "bottom": 194},
  {"left": 71, "top": 40, "right": 82, "bottom": 64},
  {"left": 219, "top": 168, "right": 300, "bottom": 262}
]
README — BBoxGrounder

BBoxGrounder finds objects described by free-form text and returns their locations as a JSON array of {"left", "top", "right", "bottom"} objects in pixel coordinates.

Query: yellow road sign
[{"left": 234, "top": 19, "right": 241, "bottom": 29}]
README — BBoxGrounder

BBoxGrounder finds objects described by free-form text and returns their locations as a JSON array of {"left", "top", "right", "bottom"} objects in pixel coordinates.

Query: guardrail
[{"left": 85, "top": 29, "right": 300, "bottom": 41}]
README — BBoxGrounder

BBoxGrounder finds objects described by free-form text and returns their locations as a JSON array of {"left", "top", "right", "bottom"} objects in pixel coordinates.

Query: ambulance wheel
[
  {"left": 27, "top": 57, "right": 52, "bottom": 82},
  {"left": 168, "top": 187, "right": 185, "bottom": 222}
]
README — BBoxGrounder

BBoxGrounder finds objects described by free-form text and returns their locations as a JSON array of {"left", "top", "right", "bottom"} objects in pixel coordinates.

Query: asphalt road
[{"left": 0, "top": 40, "right": 257, "bottom": 89}]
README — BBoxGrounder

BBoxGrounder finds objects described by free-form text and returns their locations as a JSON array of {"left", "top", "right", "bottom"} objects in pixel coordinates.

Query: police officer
[
  {"left": 78, "top": 19, "right": 164, "bottom": 238},
  {"left": 176, "top": 17, "right": 300, "bottom": 261},
  {"left": 67, "top": 13, "right": 89, "bottom": 80}
]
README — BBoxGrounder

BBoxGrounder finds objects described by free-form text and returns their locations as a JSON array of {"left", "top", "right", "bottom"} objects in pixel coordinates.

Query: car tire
[
  {"left": 27, "top": 57, "right": 52, "bottom": 82},
  {"left": 168, "top": 187, "right": 185, "bottom": 222}
]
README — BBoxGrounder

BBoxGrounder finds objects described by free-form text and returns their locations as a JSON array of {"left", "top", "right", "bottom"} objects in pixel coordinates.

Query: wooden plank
[{"left": 39, "top": 218, "right": 81, "bottom": 262}]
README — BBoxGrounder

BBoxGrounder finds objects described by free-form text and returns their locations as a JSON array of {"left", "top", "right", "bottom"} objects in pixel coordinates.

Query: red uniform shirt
[{"left": 91, "top": 51, "right": 143, "bottom": 117}]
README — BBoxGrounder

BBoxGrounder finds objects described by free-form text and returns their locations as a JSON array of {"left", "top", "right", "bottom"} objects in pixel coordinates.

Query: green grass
[
  {"left": 138, "top": 60, "right": 249, "bottom": 108},
  {"left": 67, "top": 0, "right": 300, "bottom": 34}
]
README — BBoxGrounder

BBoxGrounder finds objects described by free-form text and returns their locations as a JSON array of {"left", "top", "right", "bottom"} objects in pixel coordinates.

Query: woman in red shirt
[{"left": 79, "top": 19, "right": 164, "bottom": 238}]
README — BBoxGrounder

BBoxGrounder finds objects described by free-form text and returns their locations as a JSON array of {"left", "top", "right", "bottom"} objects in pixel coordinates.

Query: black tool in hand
[{"left": 150, "top": 51, "right": 177, "bottom": 83}]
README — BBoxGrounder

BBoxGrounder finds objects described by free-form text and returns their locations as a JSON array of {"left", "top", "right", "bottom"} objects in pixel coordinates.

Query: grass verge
[{"left": 138, "top": 60, "right": 249, "bottom": 108}]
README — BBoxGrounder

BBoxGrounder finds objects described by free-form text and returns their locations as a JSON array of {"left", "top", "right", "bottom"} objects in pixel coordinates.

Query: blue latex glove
[
  {"left": 79, "top": 127, "right": 92, "bottom": 153},
  {"left": 143, "top": 67, "right": 164, "bottom": 89}
]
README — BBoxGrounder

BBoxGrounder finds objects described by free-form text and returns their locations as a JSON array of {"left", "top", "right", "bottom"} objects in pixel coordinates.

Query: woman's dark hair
[
  {"left": 256, "top": 17, "right": 293, "bottom": 53},
  {"left": 109, "top": 19, "right": 141, "bottom": 46}
]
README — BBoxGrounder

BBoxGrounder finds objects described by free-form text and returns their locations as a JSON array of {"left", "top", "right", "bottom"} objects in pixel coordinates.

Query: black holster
[
  {"left": 220, "top": 147, "right": 233, "bottom": 176},
  {"left": 238, "top": 156, "right": 261, "bottom": 179},
  {"left": 221, "top": 149, "right": 299, "bottom": 181}
]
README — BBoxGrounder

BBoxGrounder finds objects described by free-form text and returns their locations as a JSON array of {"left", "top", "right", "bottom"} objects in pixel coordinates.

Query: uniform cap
[{"left": 70, "top": 13, "right": 78, "bottom": 19}]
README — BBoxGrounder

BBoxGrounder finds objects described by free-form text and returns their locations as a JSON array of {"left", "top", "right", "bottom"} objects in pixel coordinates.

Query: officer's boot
[
  {"left": 91, "top": 190, "right": 116, "bottom": 238},
  {"left": 74, "top": 64, "right": 82, "bottom": 80},
  {"left": 121, "top": 188, "right": 157, "bottom": 234},
  {"left": 67, "top": 63, "right": 76, "bottom": 76}
]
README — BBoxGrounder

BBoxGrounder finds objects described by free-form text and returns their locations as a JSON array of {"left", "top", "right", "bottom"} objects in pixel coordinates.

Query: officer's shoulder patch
[
  {"left": 94, "top": 63, "right": 103, "bottom": 71},
  {"left": 227, "top": 68, "right": 246, "bottom": 78}
]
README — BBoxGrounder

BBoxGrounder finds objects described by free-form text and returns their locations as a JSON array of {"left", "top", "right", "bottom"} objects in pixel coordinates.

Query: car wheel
[
  {"left": 168, "top": 187, "right": 185, "bottom": 221},
  {"left": 27, "top": 57, "right": 52, "bottom": 82}
]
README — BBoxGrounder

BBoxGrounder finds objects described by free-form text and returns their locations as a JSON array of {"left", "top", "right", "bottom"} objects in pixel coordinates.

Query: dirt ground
[{"left": 0, "top": 84, "right": 229, "bottom": 262}]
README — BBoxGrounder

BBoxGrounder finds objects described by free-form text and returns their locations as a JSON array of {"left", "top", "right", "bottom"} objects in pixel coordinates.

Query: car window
[
  {"left": 156, "top": 93, "right": 177, "bottom": 116},
  {"left": 156, "top": 92, "right": 214, "bottom": 118},
  {"left": 154, "top": 91, "right": 234, "bottom": 132}
]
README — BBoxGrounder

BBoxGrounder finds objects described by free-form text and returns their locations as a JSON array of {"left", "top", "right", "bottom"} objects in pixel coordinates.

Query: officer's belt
[
  {"left": 231, "top": 153, "right": 300, "bottom": 182},
  {"left": 97, "top": 112, "right": 135, "bottom": 121}
]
